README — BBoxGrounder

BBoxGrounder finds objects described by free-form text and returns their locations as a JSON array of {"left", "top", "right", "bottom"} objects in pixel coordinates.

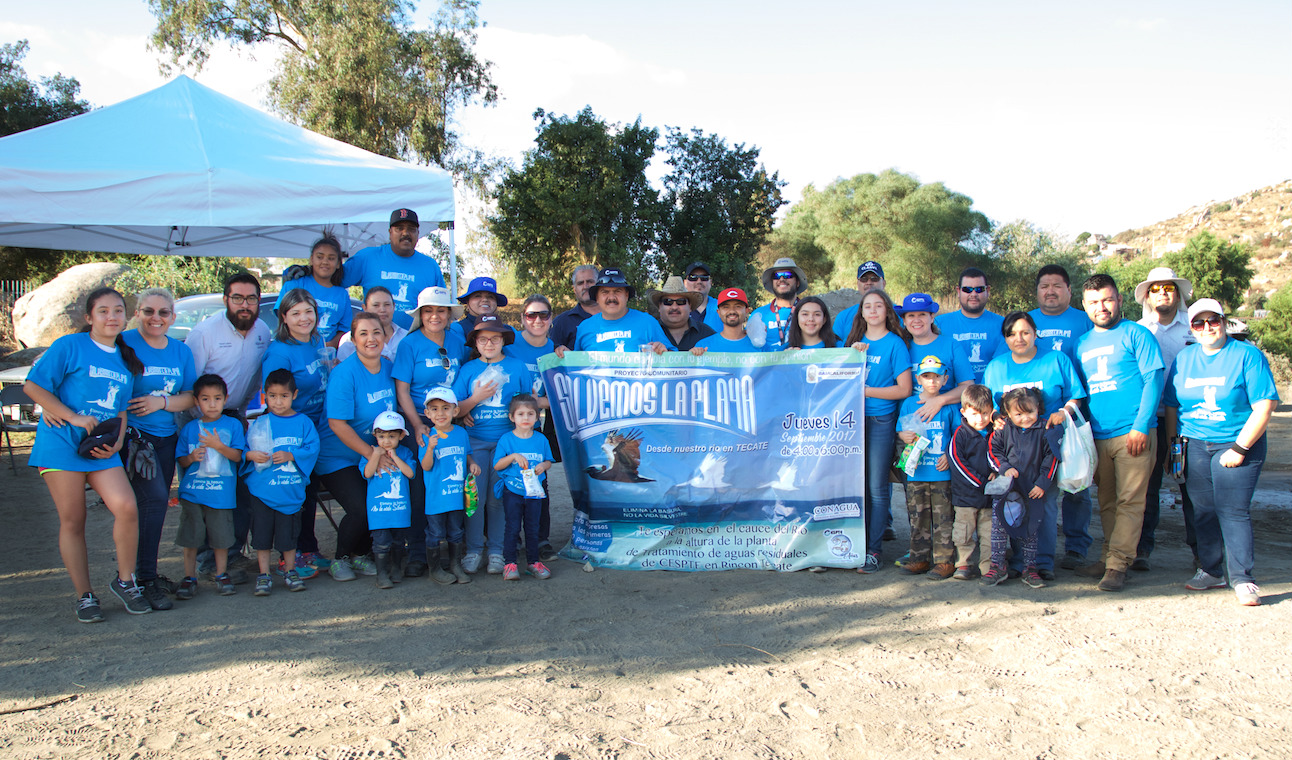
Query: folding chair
[{"left": 0, "top": 384, "right": 39, "bottom": 474}]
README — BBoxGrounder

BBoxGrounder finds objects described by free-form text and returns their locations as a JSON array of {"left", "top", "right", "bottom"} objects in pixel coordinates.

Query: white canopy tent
[{"left": 0, "top": 75, "right": 456, "bottom": 288}]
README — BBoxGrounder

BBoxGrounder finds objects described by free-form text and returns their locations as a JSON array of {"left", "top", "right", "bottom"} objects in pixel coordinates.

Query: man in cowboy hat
[
  {"left": 341, "top": 208, "right": 447, "bottom": 329},
  {"left": 751, "top": 257, "right": 809, "bottom": 352},
  {"left": 693, "top": 288, "right": 760, "bottom": 353},
  {"left": 649, "top": 275, "right": 714, "bottom": 350},
  {"left": 451, "top": 276, "right": 516, "bottom": 340},
  {"left": 558, "top": 268, "right": 670, "bottom": 355},
  {"left": 833, "top": 260, "right": 887, "bottom": 342},
  {"left": 682, "top": 262, "right": 724, "bottom": 332},
  {"left": 1133, "top": 266, "right": 1197, "bottom": 572}
]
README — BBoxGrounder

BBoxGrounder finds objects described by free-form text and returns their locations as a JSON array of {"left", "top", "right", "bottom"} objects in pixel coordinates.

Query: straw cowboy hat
[{"left": 646, "top": 275, "right": 704, "bottom": 312}]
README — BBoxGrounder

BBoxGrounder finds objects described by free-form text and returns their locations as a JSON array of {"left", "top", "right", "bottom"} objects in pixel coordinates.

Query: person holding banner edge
[{"left": 559, "top": 268, "right": 671, "bottom": 356}]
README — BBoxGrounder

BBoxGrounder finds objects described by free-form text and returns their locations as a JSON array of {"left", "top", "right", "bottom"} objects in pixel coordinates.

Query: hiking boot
[
  {"left": 1130, "top": 556, "right": 1151, "bottom": 572},
  {"left": 176, "top": 576, "right": 198, "bottom": 601},
  {"left": 284, "top": 569, "right": 306, "bottom": 592},
  {"left": 77, "top": 592, "right": 103, "bottom": 624},
  {"left": 375, "top": 553, "right": 393, "bottom": 589},
  {"left": 141, "top": 579, "right": 174, "bottom": 611},
  {"left": 857, "top": 552, "right": 881, "bottom": 574},
  {"left": 216, "top": 573, "right": 236, "bottom": 596},
  {"left": 1234, "top": 582, "right": 1261, "bottom": 606},
  {"left": 329, "top": 557, "right": 356, "bottom": 582},
  {"left": 1059, "top": 551, "right": 1085, "bottom": 570},
  {"left": 527, "top": 562, "right": 552, "bottom": 580},
  {"left": 1075, "top": 561, "right": 1106, "bottom": 579},
  {"left": 502, "top": 562, "right": 521, "bottom": 581},
  {"left": 981, "top": 564, "right": 1008, "bottom": 587},
  {"left": 901, "top": 560, "right": 931, "bottom": 574},
  {"left": 1021, "top": 567, "right": 1046, "bottom": 589},
  {"left": 1097, "top": 568, "right": 1126, "bottom": 592},
  {"left": 927, "top": 563, "right": 955, "bottom": 580},
  {"left": 110, "top": 576, "right": 152, "bottom": 615},
  {"left": 952, "top": 565, "right": 976, "bottom": 581},
  {"left": 449, "top": 543, "right": 471, "bottom": 584},
  {"left": 253, "top": 574, "right": 272, "bottom": 596},
  {"left": 1185, "top": 569, "right": 1227, "bottom": 591}
]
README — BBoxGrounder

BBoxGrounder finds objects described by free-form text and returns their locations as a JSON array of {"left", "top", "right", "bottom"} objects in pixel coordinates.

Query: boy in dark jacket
[
  {"left": 985, "top": 387, "right": 1063, "bottom": 590},
  {"left": 948, "top": 384, "right": 996, "bottom": 580}
]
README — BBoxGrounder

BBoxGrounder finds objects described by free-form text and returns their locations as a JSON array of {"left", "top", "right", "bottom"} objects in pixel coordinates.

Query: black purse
[{"left": 77, "top": 417, "right": 122, "bottom": 458}]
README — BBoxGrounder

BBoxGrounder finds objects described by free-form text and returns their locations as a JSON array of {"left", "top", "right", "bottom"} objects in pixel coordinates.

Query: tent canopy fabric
[{"left": 0, "top": 75, "right": 455, "bottom": 260}]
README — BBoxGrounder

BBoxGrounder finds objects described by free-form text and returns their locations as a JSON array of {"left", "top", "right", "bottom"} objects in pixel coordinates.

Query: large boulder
[
  {"left": 12, "top": 263, "right": 135, "bottom": 348},
  {"left": 817, "top": 287, "right": 861, "bottom": 324}
]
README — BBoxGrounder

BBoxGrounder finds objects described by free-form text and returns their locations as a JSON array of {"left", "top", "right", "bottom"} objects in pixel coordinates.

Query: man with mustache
[
  {"left": 650, "top": 275, "right": 713, "bottom": 351},
  {"left": 340, "top": 208, "right": 446, "bottom": 330},
  {"left": 557, "top": 268, "right": 671, "bottom": 356},
  {"left": 750, "top": 257, "right": 810, "bottom": 351}
]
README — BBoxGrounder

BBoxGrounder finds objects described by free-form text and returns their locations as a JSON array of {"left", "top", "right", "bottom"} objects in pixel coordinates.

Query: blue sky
[{"left": 3, "top": 0, "right": 1290, "bottom": 239}]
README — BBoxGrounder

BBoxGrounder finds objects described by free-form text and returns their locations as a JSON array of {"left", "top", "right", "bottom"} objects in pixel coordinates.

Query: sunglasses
[
  {"left": 772, "top": 271, "right": 796, "bottom": 280},
  {"left": 1191, "top": 315, "right": 1224, "bottom": 330},
  {"left": 859, "top": 275, "right": 881, "bottom": 283},
  {"left": 1148, "top": 283, "right": 1177, "bottom": 294},
  {"left": 660, "top": 297, "right": 690, "bottom": 306},
  {"left": 139, "top": 307, "right": 174, "bottom": 318},
  {"left": 437, "top": 346, "right": 451, "bottom": 369},
  {"left": 523, "top": 310, "right": 552, "bottom": 321},
  {"left": 960, "top": 286, "right": 986, "bottom": 294},
  {"left": 687, "top": 274, "right": 711, "bottom": 282}
]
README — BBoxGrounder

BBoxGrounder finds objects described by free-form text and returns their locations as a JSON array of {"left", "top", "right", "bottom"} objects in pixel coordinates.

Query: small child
[
  {"left": 985, "top": 386, "right": 1063, "bottom": 590},
  {"left": 242, "top": 368, "right": 320, "bottom": 596},
  {"left": 896, "top": 357, "right": 960, "bottom": 579},
  {"left": 492, "top": 394, "right": 554, "bottom": 581},
  {"left": 420, "top": 387, "right": 479, "bottom": 585},
  {"left": 174, "top": 374, "right": 246, "bottom": 599},
  {"left": 948, "top": 384, "right": 996, "bottom": 581},
  {"left": 364, "top": 410, "right": 417, "bottom": 589}
]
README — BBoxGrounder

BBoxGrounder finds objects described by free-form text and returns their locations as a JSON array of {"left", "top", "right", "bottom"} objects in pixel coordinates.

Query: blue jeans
[
  {"left": 425, "top": 509, "right": 465, "bottom": 546},
  {"left": 1058, "top": 487, "right": 1093, "bottom": 559},
  {"left": 467, "top": 438, "right": 506, "bottom": 558},
  {"left": 864, "top": 413, "right": 896, "bottom": 556},
  {"left": 501, "top": 487, "right": 542, "bottom": 565},
  {"left": 371, "top": 528, "right": 407, "bottom": 555},
  {"left": 125, "top": 430, "right": 177, "bottom": 582},
  {"left": 1187, "top": 436, "right": 1265, "bottom": 585},
  {"left": 401, "top": 424, "right": 430, "bottom": 564}
]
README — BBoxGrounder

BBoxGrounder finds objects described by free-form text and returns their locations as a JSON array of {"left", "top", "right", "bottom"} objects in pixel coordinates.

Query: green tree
[
  {"left": 147, "top": 0, "right": 499, "bottom": 191},
  {"left": 984, "top": 220, "right": 1089, "bottom": 314},
  {"left": 1, "top": 40, "right": 90, "bottom": 136},
  {"left": 488, "top": 107, "right": 662, "bottom": 298},
  {"left": 1164, "top": 231, "right": 1253, "bottom": 312},
  {"left": 656, "top": 128, "right": 786, "bottom": 296},
  {"left": 1250, "top": 286, "right": 1292, "bottom": 362}
]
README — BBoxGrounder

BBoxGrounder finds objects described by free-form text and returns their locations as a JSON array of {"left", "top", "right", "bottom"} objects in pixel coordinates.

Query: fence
[
  {"left": 0, "top": 280, "right": 37, "bottom": 349},
  {"left": 0, "top": 280, "right": 37, "bottom": 298}
]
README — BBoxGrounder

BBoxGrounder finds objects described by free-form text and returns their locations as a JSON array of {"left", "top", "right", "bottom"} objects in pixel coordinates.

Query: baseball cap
[
  {"left": 717, "top": 287, "right": 748, "bottom": 306},
  {"left": 1187, "top": 298, "right": 1226, "bottom": 323},
  {"left": 424, "top": 387, "right": 459, "bottom": 406},
  {"left": 858, "top": 261, "right": 885, "bottom": 280},
  {"left": 372, "top": 410, "right": 409, "bottom": 434},
  {"left": 389, "top": 208, "right": 419, "bottom": 226},
  {"left": 896, "top": 293, "right": 939, "bottom": 315},
  {"left": 915, "top": 355, "right": 948, "bottom": 375}
]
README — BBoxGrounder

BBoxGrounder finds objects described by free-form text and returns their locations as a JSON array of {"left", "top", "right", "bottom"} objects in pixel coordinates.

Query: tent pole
[{"left": 447, "top": 221, "right": 456, "bottom": 297}]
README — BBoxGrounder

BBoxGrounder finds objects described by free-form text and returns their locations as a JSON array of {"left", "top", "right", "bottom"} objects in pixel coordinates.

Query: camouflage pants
[{"left": 905, "top": 481, "right": 955, "bottom": 565}]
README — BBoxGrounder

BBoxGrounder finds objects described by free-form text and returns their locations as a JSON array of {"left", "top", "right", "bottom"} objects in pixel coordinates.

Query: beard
[{"left": 228, "top": 308, "right": 258, "bottom": 331}]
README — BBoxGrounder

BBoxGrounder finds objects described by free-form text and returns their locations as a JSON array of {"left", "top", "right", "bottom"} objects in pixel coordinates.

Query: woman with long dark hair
[{"left": 786, "top": 296, "right": 839, "bottom": 349}]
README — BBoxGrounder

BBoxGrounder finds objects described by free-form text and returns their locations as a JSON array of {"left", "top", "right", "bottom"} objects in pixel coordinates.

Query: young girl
[
  {"left": 25, "top": 287, "right": 148, "bottom": 622},
  {"left": 847, "top": 289, "right": 912, "bottom": 574},
  {"left": 364, "top": 411, "right": 417, "bottom": 589},
  {"left": 786, "top": 296, "right": 839, "bottom": 349},
  {"left": 985, "top": 387, "right": 1063, "bottom": 589},
  {"left": 492, "top": 394, "right": 554, "bottom": 581},
  {"left": 277, "top": 234, "right": 352, "bottom": 345}
]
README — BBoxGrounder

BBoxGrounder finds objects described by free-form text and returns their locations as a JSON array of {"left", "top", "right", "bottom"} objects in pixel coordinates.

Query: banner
[{"left": 540, "top": 348, "right": 867, "bottom": 571}]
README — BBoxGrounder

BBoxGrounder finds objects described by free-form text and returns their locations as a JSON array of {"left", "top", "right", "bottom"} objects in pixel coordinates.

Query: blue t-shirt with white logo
[
  {"left": 393, "top": 329, "right": 468, "bottom": 412},
  {"left": 339, "top": 243, "right": 445, "bottom": 330},
  {"left": 241, "top": 411, "right": 320, "bottom": 513},
  {"left": 28, "top": 332, "right": 134, "bottom": 472},
  {"left": 749, "top": 303, "right": 794, "bottom": 352},
  {"left": 317, "top": 354, "right": 397, "bottom": 475},
  {"left": 121, "top": 329, "right": 196, "bottom": 437},
  {"left": 1029, "top": 306, "right": 1092, "bottom": 363},
  {"left": 906, "top": 333, "right": 974, "bottom": 395},
  {"left": 263, "top": 335, "right": 330, "bottom": 423},
  {"left": 861, "top": 331, "right": 912, "bottom": 417},
  {"left": 276, "top": 277, "right": 353, "bottom": 342},
  {"left": 897, "top": 396, "right": 959, "bottom": 482},
  {"left": 177, "top": 415, "right": 245, "bottom": 509},
  {"left": 695, "top": 333, "right": 764, "bottom": 353},
  {"left": 1075, "top": 320, "right": 1164, "bottom": 438},
  {"left": 934, "top": 310, "right": 1006, "bottom": 384},
  {"left": 451, "top": 357, "right": 535, "bottom": 444},
  {"left": 1165, "top": 340, "right": 1279, "bottom": 442},
  {"left": 420, "top": 424, "right": 472, "bottom": 515},
  {"left": 504, "top": 336, "right": 555, "bottom": 397},
  {"left": 493, "top": 431, "right": 554, "bottom": 498},
  {"left": 365, "top": 446, "right": 416, "bottom": 529},
  {"left": 982, "top": 350, "right": 1087, "bottom": 417},
  {"left": 573, "top": 310, "right": 671, "bottom": 353}
]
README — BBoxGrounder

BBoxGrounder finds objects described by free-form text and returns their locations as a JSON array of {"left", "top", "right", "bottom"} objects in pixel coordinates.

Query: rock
[
  {"left": 12, "top": 263, "right": 134, "bottom": 348},
  {"left": 816, "top": 287, "right": 862, "bottom": 324}
]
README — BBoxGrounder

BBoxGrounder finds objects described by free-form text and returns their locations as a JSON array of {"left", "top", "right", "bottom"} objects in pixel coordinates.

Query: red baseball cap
[{"left": 717, "top": 287, "right": 747, "bottom": 306}]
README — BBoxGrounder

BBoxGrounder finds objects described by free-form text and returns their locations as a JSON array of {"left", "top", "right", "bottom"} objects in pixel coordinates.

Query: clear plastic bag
[
  {"left": 521, "top": 467, "right": 545, "bottom": 498},
  {"left": 474, "top": 364, "right": 510, "bottom": 407},
  {"left": 246, "top": 415, "right": 274, "bottom": 472},
  {"left": 984, "top": 472, "right": 1014, "bottom": 496},
  {"left": 897, "top": 435, "right": 930, "bottom": 477},
  {"left": 196, "top": 423, "right": 233, "bottom": 478}
]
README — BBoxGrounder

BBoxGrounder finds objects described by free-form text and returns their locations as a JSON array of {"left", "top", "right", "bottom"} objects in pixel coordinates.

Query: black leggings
[{"left": 318, "top": 466, "right": 371, "bottom": 558}]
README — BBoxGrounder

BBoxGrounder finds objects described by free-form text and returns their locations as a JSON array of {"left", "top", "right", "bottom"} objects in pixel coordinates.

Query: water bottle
[{"left": 1169, "top": 438, "right": 1185, "bottom": 481}]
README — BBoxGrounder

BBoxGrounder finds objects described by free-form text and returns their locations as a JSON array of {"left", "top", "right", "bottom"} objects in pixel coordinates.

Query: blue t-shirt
[
  {"left": 833, "top": 303, "right": 860, "bottom": 344},
  {"left": 262, "top": 335, "right": 330, "bottom": 423},
  {"left": 121, "top": 329, "right": 196, "bottom": 437},
  {"left": 696, "top": 333, "right": 763, "bottom": 353},
  {"left": 1075, "top": 320, "right": 1164, "bottom": 438},
  {"left": 420, "top": 424, "right": 472, "bottom": 514},
  {"left": 451, "top": 357, "right": 535, "bottom": 443},
  {"left": 898, "top": 396, "right": 959, "bottom": 483},
  {"left": 176, "top": 415, "right": 245, "bottom": 509},
  {"left": 241, "top": 411, "right": 320, "bottom": 513},
  {"left": 861, "top": 331, "right": 912, "bottom": 417},
  {"left": 504, "top": 336, "right": 555, "bottom": 397},
  {"left": 906, "top": 333, "right": 974, "bottom": 395},
  {"left": 339, "top": 243, "right": 445, "bottom": 329},
  {"left": 573, "top": 310, "right": 671, "bottom": 352},
  {"left": 28, "top": 333, "right": 134, "bottom": 472},
  {"left": 276, "top": 277, "right": 353, "bottom": 342},
  {"left": 1030, "top": 307, "right": 1092, "bottom": 363},
  {"left": 365, "top": 446, "right": 416, "bottom": 529},
  {"left": 982, "top": 350, "right": 1087, "bottom": 417},
  {"left": 317, "top": 355, "right": 397, "bottom": 475},
  {"left": 1165, "top": 340, "right": 1280, "bottom": 442},
  {"left": 749, "top": 303, "right": 794, "bottom": 352},
  {"left": 393, "top": 329, "right": 469, "bottom": 412},
  {"left": 935, "top": 310, "right": 1006, "bottom": 384},
  {"left": 493, "top": 430, "right": 554, "bottom": 498},
  {"left": 689, "top": 295, "right": 724, "bottom": 333}
]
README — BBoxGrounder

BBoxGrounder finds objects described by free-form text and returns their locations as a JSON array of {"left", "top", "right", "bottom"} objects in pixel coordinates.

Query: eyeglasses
[
  {"left": 1148, "top": 283, "right": 1177, "bottom": 294},
  {"left": 960, "top": 286, "right": 986, "bottom": 294},
  {"left": 859, "top": 275, "right": 882, "bottom": 283},
  {"left": 476, "top": 334, "right": 505, "bottom": 345},
  {"left": 523, "top": 310, "right": 551, "bottom": 321},
  {"left": 226, "top": 294, "right": 257, "bottom": 305},
  {"left": 1191, "top": 315, "right": 1224, "bottom": 330},
  {"left": 687, "top": 274, "right": 711, "bottom": 282},
  {"left": 139, "top": 307, "right": 174, "bottom": 318},
  {"left": 660, "top": 297, "right": 690, "bottom": 306},
  {"left": 772, "top": 271, "right": 796, "bottom": 280},
  {"left": 437, "top": 346, "right": 451, "bottom": 370}
]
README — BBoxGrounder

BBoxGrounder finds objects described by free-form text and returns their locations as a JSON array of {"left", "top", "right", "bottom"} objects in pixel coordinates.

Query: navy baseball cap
[
  {"left": 857, "top": 261, "right": 884, "bottom": 280},
  {"left": 389, "top": 208, "right": 419, "bottom": 226}
]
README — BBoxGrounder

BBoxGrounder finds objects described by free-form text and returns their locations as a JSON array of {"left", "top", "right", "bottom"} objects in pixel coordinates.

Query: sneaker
[
  {"left": 1234, "top": 582, "right": 1261, "bottom": 606},
  {"left": 216, "top": 573, "right": 236, "bottom": 596},
  {"left": 350, "top": 555, "right": 377, "bottom": 576},
  {"left": 1038, "top": 568, "right": 1056, "bottom": 582},
  {"left": 527, "top": 562, "right": 552, "bottom": 580},
  {"left": 486, "top": 555, "right": 505, "bottom": 575},
  {"left": 284, "top": 569, "right": 306, "bottom": 592},
  {"left": 110, "top": 576, "right": 152, "bottom": 615},
  {"left": 201, "top": 566, "right": 249, "bottom": 585},
  {"left": 293, "top": 563, "right": 320, "bottom": 581},
  {"left": 461, "top": 552, "right": 482, "bottom": 574},
  {"left": 952, "top": 566, "right": 975, "bottom": 581},
  {"left": 76, "top": 592, "right": 103, "bottom": 624},
  {"left": 538, "top": 544, "right": 559, "bottom": 562},
  {"left": 927, "top": 563, "right": 955, "bottom": 580},
  {"left": 981, "top": 564, "right": 1008, "bottom": 587},
  {"left": 1130, "top": 556, "right": 1151, "bottom": 572},
  {"left": 882, "top": 527, "right": 897, "bottom": 542},
  {"left": 299, "top": 551, "right": 331, "bottom": 571},
  {"left": 893, "top": 551, "right": 912, "bottom": 568},
  {"left": 502, "top": 562, "right": 521, "bottom": 581},
  {"left": 329, "top": 557, "right": 357, "bottom": 582},
  {"left": 857, "top": 553, "right": 881, "bottom": 574},
  {"left": 152, "top": 575, "right": 180, "bottom": 595},
  {"left": 1022, "top": 568, "right": 1046, "bottom": 589},
  {"left": 254, "top": 574, "right": 272, "bottom": 596},
  {"left": 140, "top": 579, "right": 174, "bottom": 611},
  {"left": 1185, "top": 569, "right": 1227, "bottom": 591},
  {"left": 176, "top": 576, "right": 198, "bottom": 600},
  {"left": 807, "top": 566, "right": 828, "bottom": 573},
  {"left": 1059, "top": 551, "right": 1085, "bottom": 570}
]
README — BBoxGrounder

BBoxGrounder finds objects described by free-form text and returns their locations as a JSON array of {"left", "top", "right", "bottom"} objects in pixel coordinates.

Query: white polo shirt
[
  {"left": 1138, "top": 306, "right": 1193, "bottom": 416},
  {"left": 185, "top": 312, "right": 272, "bottom": 412}
]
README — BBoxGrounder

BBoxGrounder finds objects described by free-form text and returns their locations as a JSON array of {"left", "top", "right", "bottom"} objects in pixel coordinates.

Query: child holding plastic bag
[
  {"left": 492, "top": 394, "right": 554, "bottom": 581},
  {"left": 895, "top": 357, "right": 960, "bottom": 579},
  {"left": 174, "top": 375, "right": 246, "bottom": 599},
  {"left": 985, "top": 387, "right": 1064, "bottom": 590}
]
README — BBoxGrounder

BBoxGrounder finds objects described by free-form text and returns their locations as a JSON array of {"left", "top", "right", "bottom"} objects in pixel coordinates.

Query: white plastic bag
[
  {"left": 984, "top": 472, "right": 1014, "bottom": 496},
  {"left": 521, "top": 467, "right": 545, "bottom": 498},
  {"left": 196, "top": 422, "right": 233, "bottom": 478},
  {"left": 246, "top": 415, "right": 274, "bottom": 472},
  {"left": 1057, "top": 407, "right": 1096, "bottom": 494}
]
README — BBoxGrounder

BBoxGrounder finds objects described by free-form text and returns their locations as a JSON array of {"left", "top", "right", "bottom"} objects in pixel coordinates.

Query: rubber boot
[
  {"left": 390, "top": 545, "right": 404, "bottom": 584},
  {"left": 431, "top": 543, "right": 456, "bottom": 585},
  {"left": 450, "top": 542, "right": 471, "bottom": 584},
  {"left": 375, "top": 553, "right": 393, "bottom": 589}
]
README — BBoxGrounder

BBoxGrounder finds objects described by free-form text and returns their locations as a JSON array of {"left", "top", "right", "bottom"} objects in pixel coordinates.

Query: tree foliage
[
  {"left": 1167, "top": 231, "right": 1253, "bottom": 312},
  {"left": 147, "top": 0, "right": 499, "bottom": 191},
  {"left": 1, "top": 40, "right": 90, "bottom": 136},
  {"left": 1250, "top": 286, "right": 1292, "bottom": 363},
  {"left": 656, "top": 128, "right": 786, "bottom": 296},
  {"left": 488, "top": 107, "right": 662, "bottom": 298},
  {"left": 983, "top": 220, "right": 1089, "bottom": 314}
]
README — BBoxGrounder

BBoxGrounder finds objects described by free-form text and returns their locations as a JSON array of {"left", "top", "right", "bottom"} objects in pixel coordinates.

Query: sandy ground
[{"left": 2, "top": 411, "right": 1292, "bottom": 759}]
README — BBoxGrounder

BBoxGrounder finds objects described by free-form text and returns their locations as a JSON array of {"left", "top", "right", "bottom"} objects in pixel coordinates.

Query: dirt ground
[{"left": 2, "top": 410, "right": 1291, "bottom": 759}]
